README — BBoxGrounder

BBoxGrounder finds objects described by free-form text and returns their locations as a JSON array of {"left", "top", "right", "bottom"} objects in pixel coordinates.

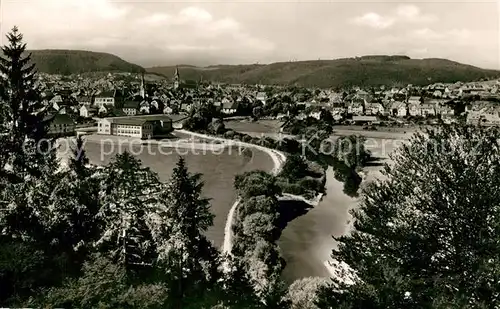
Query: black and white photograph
[{"left": 0, "top": 0, "right": 499, "bottom": 308}]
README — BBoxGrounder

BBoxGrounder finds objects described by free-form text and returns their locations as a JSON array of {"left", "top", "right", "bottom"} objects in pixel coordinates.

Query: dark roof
[
  {"left": 109, "top": 109, "right": 127, "bottom": 117},
  {"left": 123, "top": 101, "right": 139, "bottom": 109},
  {"left": 44, "top": 113, "right": 75, "bottom": 125},
  {"left": 113, "top": 118, "right": 149, "bottom": 126},
  {"left": 96, "top": 91, "right": 115, "bottom": 98},
  {"left": 77, "top": 96, "right": 92, "bottom": 102},
  {"left": 81, "top": 106, "right": 97, "bottom": 111},
  {"left": 222, "top": 102, "right": 239, "bottom": 110}
]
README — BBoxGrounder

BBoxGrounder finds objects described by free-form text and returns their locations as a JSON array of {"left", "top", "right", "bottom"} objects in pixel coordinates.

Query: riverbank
[
  {"left": 58, "top": 133, "right": 274, "bottom": 248},
  {"left": 175, "top": 129, "right": 287, "bottom": 255}
]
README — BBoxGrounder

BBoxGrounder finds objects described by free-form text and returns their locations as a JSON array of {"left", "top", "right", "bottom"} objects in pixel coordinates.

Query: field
[
  {"left": 224, "top": 119, "right": 419, "bottom": 140},
  {"left": 79, "top": 137, "right": 274, "bottom": 248},
  {"left": 224, "top": 119, "right": 283, "bottom": 134}
]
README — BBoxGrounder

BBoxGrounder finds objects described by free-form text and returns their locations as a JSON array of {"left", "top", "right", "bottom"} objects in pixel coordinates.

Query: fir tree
[
  {"left": 96, "top": 152, "right": 160, "bottom": 272},
  {"left": 0, "top": 26, "right": 48, "bottom": 181},
  {"left": 68, "top": 135, "right": 90, "bottom": 179},
  {"left": 154, "top": 157, "right": 220, "bottom": 309}
]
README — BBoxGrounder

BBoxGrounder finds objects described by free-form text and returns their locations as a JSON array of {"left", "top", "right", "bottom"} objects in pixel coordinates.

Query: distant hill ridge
[
  {"left": 148, "top": 56, "right": 500, "bottom": 88},
  {"left": 15, "top": 49, "right": 500, "bottom": 87},
  {"left": 24, "top": 49, "right": 145, "bottom": 75}
]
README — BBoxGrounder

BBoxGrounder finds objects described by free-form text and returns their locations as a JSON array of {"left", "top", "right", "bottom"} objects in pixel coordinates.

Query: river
[
  {"left": 71, "top": 132, "right": 404, "bottom": 283},
  {"left": 72, "top": 137, "right": 274, "bottom": 248},
  {"left": 278, "top": 136, "right": 404, "bottom": 283}
]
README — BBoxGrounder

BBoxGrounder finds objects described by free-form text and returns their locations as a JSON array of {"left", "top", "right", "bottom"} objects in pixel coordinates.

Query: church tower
[
  {"left": 173, "top": 66, "right": 180, "bottom": 90},
  {"left": 140, "top": 72, "right": 145, "bottom": 99}
]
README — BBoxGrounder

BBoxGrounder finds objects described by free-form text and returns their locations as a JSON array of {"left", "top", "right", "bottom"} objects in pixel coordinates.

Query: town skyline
[{"left": 2, "top": 0, "right": 499, "bottom": 70}]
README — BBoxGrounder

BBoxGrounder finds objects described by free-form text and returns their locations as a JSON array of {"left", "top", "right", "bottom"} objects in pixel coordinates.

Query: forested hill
[
  {"left": 24, "top": 49, "right": 145, "bottom": 75},
  {"left": 147, "top": 56, "right": 500, "bottom": 88}
]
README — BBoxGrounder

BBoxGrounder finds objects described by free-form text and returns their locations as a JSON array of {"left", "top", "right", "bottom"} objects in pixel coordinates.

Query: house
[
  {"left": 44, "top": 113, "right": 75, "bottom": 136},
  {"left": 222, "top": 102, "right": 239, "bottom": 115},
  {"left": 467, "top": 111, "right": 483, "bottom": 125},
  {"left": 347, "top": 102, "right": 364, "bottom": 115},
  {"left": 163, "top": 106, "right": 173, "bottom": 114},
  {"left": 408, "top": 103, "right": 421, "bottom": 116},
  {"left": 50, "top": 95, "right": 63, "bottom": 107},
  {"left": 331, "top": 103, "right": 345, "bottom": 115},
  {"left": 420, "top": 103, "right": 436, "bottom": 117},
  {"left": 390, "top": 102, "right": 407, "bottom": 117},
  {"left": 95, "top": 90, "right": 120, "bottom": 108},
  {"left": 309, "top": 110, "right": 322, "bottom": 120},
  {"left": 365, "top": 103, "right": 384, "bottom": 115},
  {"left": 433, "top": 90, "right": 443, "bottom": 98},
  {"left": 408, "top": 96, "right": 422, "bottom": 105},
  {"left": 256, "top": 92, "right": 268, "bottom": 105},
  {"left": 80, "top": 105, "right": 97, "bottom": 118},
  {"left": 122, "top": 101, "right": 139, "bottom": 116},
  {"left": 180, "top": 103, "right": 193, "bottom": 113},
  {"left": 77, "top": 96, "right": 92, "bottom": 106},
  {"left": 98, "top": 105, "right": 108, "bottom": 115}
]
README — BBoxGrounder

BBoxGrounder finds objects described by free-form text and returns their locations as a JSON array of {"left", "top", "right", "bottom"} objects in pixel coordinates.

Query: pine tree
[
  {"left": 69, "top": 135, "right": 90, "bottom": 179},
  {"left": 0, "top": 26, "right": 48, "bottom": 181},
  {"left": 153, "top": 157, "right": 220, "bottom": 308},
  {"left": 317, "top": 124, "right": 500, "bottom": 308},
  {"left": 96, "top": 152, "right": 160, "bottom": 271}
]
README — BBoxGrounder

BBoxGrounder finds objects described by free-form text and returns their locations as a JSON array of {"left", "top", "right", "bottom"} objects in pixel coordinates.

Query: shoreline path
[{"left": 174, "top": 129, "right": 287, "bottom": 256}]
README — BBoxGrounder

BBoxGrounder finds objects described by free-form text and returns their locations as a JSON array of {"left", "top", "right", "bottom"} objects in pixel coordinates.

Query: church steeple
[
  {"left": 173, "top": 66, "right": 180, "bottom": 90},
  {"left": 140, "top": 72, "right": 145, "bottom": 99}
]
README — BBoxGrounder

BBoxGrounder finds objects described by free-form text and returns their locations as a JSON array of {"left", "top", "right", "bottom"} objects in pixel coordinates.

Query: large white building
[{"left": 97, "top": 116, "right": 173, "bottom": 139}]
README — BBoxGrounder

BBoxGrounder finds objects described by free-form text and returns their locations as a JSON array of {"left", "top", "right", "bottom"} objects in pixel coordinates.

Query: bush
[
  {"left": 299, "top": 177, "right": 323, "bottom": 193},
  {"left": 224, "top": 130, "right": 235, "bottom": 139},
  {"left": 242, "top": 135, "right": 253, "bottom": 143}
]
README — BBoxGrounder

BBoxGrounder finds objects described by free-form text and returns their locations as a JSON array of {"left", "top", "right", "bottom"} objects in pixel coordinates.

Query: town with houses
[{"left": 38, "top": 67, "right": 500, "bottom": 138}]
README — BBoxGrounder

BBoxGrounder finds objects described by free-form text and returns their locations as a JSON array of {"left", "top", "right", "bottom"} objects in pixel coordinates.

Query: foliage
[
  {"left": 0, "top": 26, "right": 49, "bottom": 181},
  {"left": 279, "top": 154, "right": 309, "bottom": 181},
  {"left": 317, "top": 124, "right": 500, "bottom": 308},
  {"left": 40, "top": 254, "right": 169, "bottom": 309},
  {"left": 154, "top": 157, "right": 221, "bottom": 309},
  {"left": 184, "top": 104, "right": 219, "bottom": 132},
  {"left": 96, "top": 152, "right": 160, "bottom": 268},
  {"left": 287, "top": 277, "right": 329, "bottom": 309},
  {"left": 234, "top": 171, "right": 281, "bottom": 199}
]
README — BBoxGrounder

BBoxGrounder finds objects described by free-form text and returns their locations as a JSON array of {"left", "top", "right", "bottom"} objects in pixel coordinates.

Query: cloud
[
  {"left": 412, "top": 28, "right": 472, "bottom": 41},
  {"left": 2, "top": 0, "right": 274, "bottom": 65},
  {"left": 396, "top": 5, "right": 437, "bottom": 23},
  {"left": 352, "top": 4, "right": 436, "bottom": 30},
  {"left": 352, "top": 13, "right": 395, "bottom": 29},
  {"left": 412, "top": 28, "right": 443, "bottom": 40}
]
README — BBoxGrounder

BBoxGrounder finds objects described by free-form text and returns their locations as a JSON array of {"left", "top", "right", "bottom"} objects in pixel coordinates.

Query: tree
[
  {"left": 154, "top": 157, "right": 221, "bottom": 309},
  {"left": 0, "top": 26, "right": 43, "bottom": 140},
  {"left": 221, "top": 257, "right": 263, "bottom": 309},
  {"left": 96, "top": 152, "right": 160, "bottom": 270},
  {"left": 279, "top": 154, "right": 309, "bottom": 181},
  {"left": 252, "top": 106, "right": 263, "bottom": 120},
  {"left": 69, "top": 135, "right": 90, "bottom": 178},
  {"left": 318, "top": 125, "right": 500, "bottom": 308},
  {"left": 0, "top": 26, "right": 47, "bottom": 181},
  {"left": 288, "top": 277, "right": 329, "bottom": 309},
  {"left": 234, "top": 171, "right": 281, "bottom": 199},
  {"left": 39, "top": 254, "right": 169, "bottom": 309}
]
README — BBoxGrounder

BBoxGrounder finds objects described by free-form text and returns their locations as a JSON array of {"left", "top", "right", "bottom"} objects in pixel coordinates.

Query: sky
[{"left": 1, "top": 0, "right": 499, "bottom": 69}]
